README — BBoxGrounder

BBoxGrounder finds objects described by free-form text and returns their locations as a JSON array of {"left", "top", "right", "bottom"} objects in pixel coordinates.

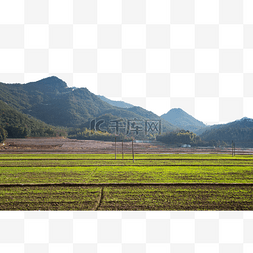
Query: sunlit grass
[{"left": 0, "top": 154, "right": 252, "bottom": 210}]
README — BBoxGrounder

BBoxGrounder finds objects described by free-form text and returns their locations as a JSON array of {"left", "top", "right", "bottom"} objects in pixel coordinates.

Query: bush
[
  {"left": 5, "top": 125, "right": 28, "bottom": 138},
  {"left": 156, "top": 130, "right": 202, "bottom": 146},
  {"left": 68, "top": 128, "right": 133, "bottom": 141},
  {"left": 0, "top": 126, "right": 8, "bottom": 143}
]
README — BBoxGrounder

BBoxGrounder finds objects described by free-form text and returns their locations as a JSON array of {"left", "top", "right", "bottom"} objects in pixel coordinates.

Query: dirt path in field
[
  {"left": 1, "top": 158, "right": 252, "bottom": 161},
  {"left": 1, "top": 137, "right": 253, "bottom": 155},
  {"left": 1, "top": 182, "right": 252, "bottom": 188},
  {"left": 95, "top": 187, "right": 104, "bottom": 211},
  {"left": 1, "top": 164, "right": 252, "bottom": 167}
]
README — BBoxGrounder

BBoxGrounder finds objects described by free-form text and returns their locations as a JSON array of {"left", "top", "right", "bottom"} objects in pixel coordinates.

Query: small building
[{"left": 181, "top": 144, "right": 191, "bottom": 148}]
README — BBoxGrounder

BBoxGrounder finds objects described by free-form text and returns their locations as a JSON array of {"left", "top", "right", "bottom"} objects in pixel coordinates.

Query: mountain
[
  {"left": 0, "top": 100, "right": 66, "bottom": 138},
  {"left": 0, "top": 76, "right": 176, "bottom": 133},
  {"left": 200, "top": 117, "right": 253, "bottom": 147},
  {"left": 0, "top": 76, "right": 125, "bottom": 127},
  {"left": 98, "top": 95, "right": 133, "bottom": 109},
  {"left": 0, "top": 76, "right": 68, "bottom": 111},
  {"left": 161, "top": 108, "right": 206, "bottom": 133}
]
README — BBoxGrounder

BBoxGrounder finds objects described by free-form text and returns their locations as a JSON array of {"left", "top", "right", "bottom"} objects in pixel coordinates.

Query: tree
[
  {"left": 5, "top": 125, "right": 28, "bottom": 138},
  {"left": 0, "top": 126, "right": 8, "bottom": 143},
  {"left": 156, "top": 130, "right": 202, "bottom": 146}
]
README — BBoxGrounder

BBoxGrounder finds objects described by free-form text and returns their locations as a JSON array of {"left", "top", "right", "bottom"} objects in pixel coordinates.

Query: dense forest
[
  {"left": 201, "top": 126, "right": 253, "bottom": 142},
  {"left": 0, "top": 126, "right": 7, "bottom": 143},
  {"left": 156, "top": 130, "right": 228, "bottom": 147},
  {"left": 200, "top": 118, "right": 253, "bottom": 147},
  {"left": 157, "top": 130, "right": 201, "bottom": 146},
  {"left": 0, "top": 100, "right": 67, "bottom": 140},
  {"left": 68, "top": 128, "right": 133, "bottom": 142}
]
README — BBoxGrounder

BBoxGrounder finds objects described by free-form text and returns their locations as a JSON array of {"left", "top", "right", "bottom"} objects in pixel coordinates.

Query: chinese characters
[{"left": 90, "top": 118, "right": 161, "bottom": 135}]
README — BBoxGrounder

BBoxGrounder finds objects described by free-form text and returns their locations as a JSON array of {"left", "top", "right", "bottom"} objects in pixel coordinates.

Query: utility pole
[
  {"left": 115, "top": 137, "right": 117, "bottom": 160},
  {"left": 232, "top": 141, "right": 235, "bottom": 157},
  {"left": 122, "top": 139, "right": 124, "bottom": 159},
  {"left": 132, "top": 139, "right": 134, "bottom": 163}
]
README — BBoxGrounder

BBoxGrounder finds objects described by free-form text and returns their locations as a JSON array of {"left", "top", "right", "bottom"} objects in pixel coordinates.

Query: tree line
[
  {"left": 156, "top": 130, "right": 228, "bottom": 147},
  {"left": 68, "top": 128, "right": 133, "bottom": 142}
]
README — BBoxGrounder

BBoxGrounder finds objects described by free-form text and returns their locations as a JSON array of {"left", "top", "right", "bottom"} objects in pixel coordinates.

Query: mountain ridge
[
  {"left": 0, "top": 100, "right": 66, "bottom": 138},
  {"left": 0, "top": 76, "right": 176, "bottom": 132},
  {"left": 2, "top": 76, "right": 252, "bottom": 145},
  {"left": 161, "top": 108, "right": 206, "bottom": 133},
  {"left": 98, "top": 95, "right": 134, "bottom": 109},
  {"left": 199, "top": 117, "right": 253, "bottom": 146}
]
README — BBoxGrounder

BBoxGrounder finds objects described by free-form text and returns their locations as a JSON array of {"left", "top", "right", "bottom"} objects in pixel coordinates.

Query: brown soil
[{"left": 1, "top": 137, "right": 253, "bottom": 155}]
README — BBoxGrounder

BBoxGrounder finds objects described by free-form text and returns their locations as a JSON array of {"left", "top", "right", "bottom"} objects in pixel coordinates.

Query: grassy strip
[
  {"left": 0, "top": 185, "right": 251, "bottom": 210},
  {"left": 0, "top": 186, "right": 101, "bottom": 211},
  {"left": 1, "top": 158, "right": 253, "bottom": 167},
  {"left": 0, "top": 160, "right": 253, "bottom": 167},
  {"left": 89, "top": 165, "right": 253, "bottom": 184},
  {"left": 1, "top": 164, "right": 252, "bottom": 167},
  {"left": 100, "top": 185, "right": 253, "bottom": 211},
  {"left": 1, "top": 182, "right": 252, "bottom": 187},
  {"left": 1, "top": 158, "right": 253, "bottom": 161},
  {"left": 1, "top": 154, "right": 253, "bottom": 160},
  {"left": 0, "top": 166, "right": 94, "bottom": 184},
  {"left": 0, "top": 165, "right": 252, "bottom": 184}
]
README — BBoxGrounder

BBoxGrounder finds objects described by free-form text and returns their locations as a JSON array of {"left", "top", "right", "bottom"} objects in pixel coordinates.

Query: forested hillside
[
  {"left": 156, "top": 130, "right": 201, "bottom": 146},
  {"left": 0, "top": 100, "right": 66, "bottom": 138},
  {"left": 161, "top": 108, "right": 205, "bottom": 133},
  {"left": 200, "top": 118, "right": 253, "bottom": 147},
  {"left": 2, "top": 77, "right": 253, "bottom": 145},
  {"left": 0, "top": 126, "right": 7, "bottom": 143},
  {"left": 0, "top": 76, "right": 176, "bottom": 132},
  {"left": 98, "top": 95, "right": 133, "bottom": 108}
]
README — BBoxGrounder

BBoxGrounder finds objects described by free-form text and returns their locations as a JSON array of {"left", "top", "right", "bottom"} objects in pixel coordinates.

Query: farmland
[{"left": 0, "top": 152, "right": 252, "bottom": 210}]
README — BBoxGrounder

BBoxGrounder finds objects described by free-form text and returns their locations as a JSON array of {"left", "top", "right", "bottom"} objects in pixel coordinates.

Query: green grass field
[{"left": 0, "top": 154, "right": 252, "bottom": 210}]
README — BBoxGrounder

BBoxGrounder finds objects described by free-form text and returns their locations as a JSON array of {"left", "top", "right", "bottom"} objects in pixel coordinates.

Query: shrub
[{"left": 0, "top": 126, "right": 8, "bottom": 143}]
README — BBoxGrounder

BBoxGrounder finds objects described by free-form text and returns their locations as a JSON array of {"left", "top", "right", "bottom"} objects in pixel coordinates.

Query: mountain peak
[
  {"left": 37, "top": 76, "right": 67, "bottom": 87},
  {"left": 238, "top": 117, "right": 253, "bottom": 122},
  {"left": 170, "top": 108, "right": 183, "bottom": 111},
  {"left": 43, "top": 76, "right": 63, "bottom": 82},
  {"left": 161, "top": 108, "right": 205, "bottom": 133},
  {"left": 25, "top": 76, "right": 68, "bottom": 90}
]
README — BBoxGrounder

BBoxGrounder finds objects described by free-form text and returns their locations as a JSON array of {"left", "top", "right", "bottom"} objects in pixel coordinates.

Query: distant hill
[
  {"left": 0, "top": 76, "right": 176, "bottom": 133},
  {"left": 0, "top": 100, "right": 66, "bottom": 138},
  {"left": 161, "top": 108, "right": 206, "bottom": 133},
  {"left": 98, "top": 95, "right": 133, "bottom": 109},
  {"left": 200, "top": 117, "right": 253, "bottom": 147}
]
